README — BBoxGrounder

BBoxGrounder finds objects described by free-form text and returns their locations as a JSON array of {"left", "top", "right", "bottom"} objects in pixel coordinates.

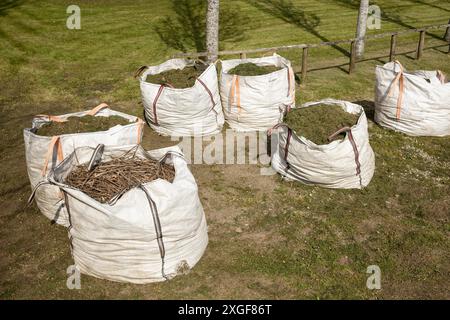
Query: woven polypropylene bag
[
  {"left": 220, "top": 53, "right": 296, "bottom": 131},
  {"left": 48, "top": 145, "right": 208, "bottom": 284},
  {"left": 375, "top": 61, "right": 450, "bottom": 136},
  {"left": 24, "top": 104, "right": 144, "bottom": 227},
  {"left": 138, "top": 59, "right": 224, "bottom": 137},
  {"left": 270, "top": 99, "right": 375, "bottom": 189}
]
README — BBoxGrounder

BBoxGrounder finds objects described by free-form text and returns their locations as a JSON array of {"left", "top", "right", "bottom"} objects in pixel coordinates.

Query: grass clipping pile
[
  {"left": 145, "top": 63, "right": 206, "bottom": 88},
  {"left": 285, "top": 105, "right": 360, "bottom": 145},
  {"left": 65, "top": 157, "right": 176, "bottom": 203},
  {"left": 228, "top": 62, "right": 281, "bottom": 76},
  {"left": 37, "top": 116, "right": 130, "bottom": 136}
]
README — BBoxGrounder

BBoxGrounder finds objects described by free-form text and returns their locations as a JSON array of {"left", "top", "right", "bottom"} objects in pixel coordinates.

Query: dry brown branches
[{"left": 65, "top": 157, "right": 175, "bottom": 203}]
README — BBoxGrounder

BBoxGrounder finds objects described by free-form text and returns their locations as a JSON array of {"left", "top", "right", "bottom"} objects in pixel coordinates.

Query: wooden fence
[{"left": 173, "top": 22, "right": 450, "bottom": 84}]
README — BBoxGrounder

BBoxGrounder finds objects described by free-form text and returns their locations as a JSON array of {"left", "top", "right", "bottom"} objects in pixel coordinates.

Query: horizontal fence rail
[{"left": 173, "top": 22, "right": 450, "bottom": 83}]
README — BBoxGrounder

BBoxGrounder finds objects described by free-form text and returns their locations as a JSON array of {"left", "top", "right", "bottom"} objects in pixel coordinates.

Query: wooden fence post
[
  {"left": 349, "top": 40, "right": 356, "bottom": 74},
  {"left": 301, "top": 47, "right": 308, "bottom": 84},
  {"left": 389, "top": 34, "right": 397, "bottom": 62},
  {"left": 416, "top": 30, "right": 425, "bottom": 60}
]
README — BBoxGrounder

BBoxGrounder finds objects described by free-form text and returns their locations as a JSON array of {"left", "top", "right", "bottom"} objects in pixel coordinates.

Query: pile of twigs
[{"left": 65, "top": 157, "right": 175, "bottom": 203}]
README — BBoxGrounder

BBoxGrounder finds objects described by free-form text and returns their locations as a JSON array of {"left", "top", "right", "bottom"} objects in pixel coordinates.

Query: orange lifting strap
[
  {"left": 41, "top": 136, "right": 63, "bottom": 176},
  {"left": 229, "top": 75, "right": 241, "bottom": 113},
  {"left": 387, "top": 60, "right": 405, "bottom": 121}
]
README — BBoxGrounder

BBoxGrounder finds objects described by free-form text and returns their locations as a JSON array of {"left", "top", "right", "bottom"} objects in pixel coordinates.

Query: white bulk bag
[
  {"left": 219, "top": 53, "right": 296, "bottom": 131},
  {"left": 48, "top": 145, "right": 208, "bottom": 284},
  {"left": 24, "top": 103, "right": 144, "bottom": 227},
  {"left": 375, "top": 61, "right": 450, "bottom": 136},
  {"left": 270, "top": 99, "right": 375, "bottom": 189},
  {"left": 137, "top": 59, "right": 224, "bottom": 137}
]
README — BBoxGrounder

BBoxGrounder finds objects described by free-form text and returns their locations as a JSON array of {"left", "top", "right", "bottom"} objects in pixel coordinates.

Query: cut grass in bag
[
  {"left": 145, "top": 65, "right": 205, "bottom": 88},
  {"left": 227, "top": 62, "right": 282, "bottom": 76},
  {"left": 285, "top": 104, "right": 360, "bottom": 145},
  {"left": 65, "top": 157, "right": 175, "bottom": 203},
  {"left": 37, "top": 115, "right": 131, "bottom": 136},
  {"left": 139, "top": 58, "right": 224, "bottom": 136}
]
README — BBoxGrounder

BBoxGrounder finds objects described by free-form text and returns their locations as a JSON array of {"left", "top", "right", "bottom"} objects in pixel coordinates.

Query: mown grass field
[{"left": 0, "top": 0, "right": 449, "bottom": 299}]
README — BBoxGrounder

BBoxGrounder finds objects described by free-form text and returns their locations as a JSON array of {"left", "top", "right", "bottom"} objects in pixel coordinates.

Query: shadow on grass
[
  {"left": 153, "top": 0, "right": 249, "bottom": 53},
  {"left": 431, "top": 44, "right": 449, "bottom": 54},
  {"left": 0, "top": 0, "right": 29, "bottom": 65},
  {"left": 248, "top": 0, "right": 350, "bottom": 57},
  {"left": 353, "top": 100, "right": 375, "bottom": 121},
  {"left": 332, "top": 0, "right": 447, "bottom": 41},
  {"left": 408, "top": 0, "right": 450, "bottom": 13},
  {"left": 0, "top": 0, "right": 24, "bottom": 17},
  {"left": 301, "top": 44, "right": 447, "bottom": 78}
]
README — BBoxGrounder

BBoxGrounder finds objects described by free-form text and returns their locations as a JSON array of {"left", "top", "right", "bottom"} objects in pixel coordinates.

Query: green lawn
[{"left": 0, "top": 0, "right": 449, "bottom": 299}]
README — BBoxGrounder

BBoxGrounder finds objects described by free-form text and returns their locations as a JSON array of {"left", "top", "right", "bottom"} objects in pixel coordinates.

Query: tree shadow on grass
[
  {"left": 332, "top": 0, "right": 446, "bottom": 41},
  {"left": 407, "top": 0, "right": 450, "bottom": 13},
  {"left": 0, "top": 0, "right": 25, "bottom": 17},
  {"left": 153, "top": 0, "right": 249, "bottom": 53},
  {"left": 248, "top": 0, "right": 350, "bottom": 57}
]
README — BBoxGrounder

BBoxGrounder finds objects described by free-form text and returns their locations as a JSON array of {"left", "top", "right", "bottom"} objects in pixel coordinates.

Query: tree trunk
[
  {"left": 355, "top": 0, "right": 369, "bottom": 59},
  {"left": 206, "top": 0, "right": 219, "bottom": 62}
]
